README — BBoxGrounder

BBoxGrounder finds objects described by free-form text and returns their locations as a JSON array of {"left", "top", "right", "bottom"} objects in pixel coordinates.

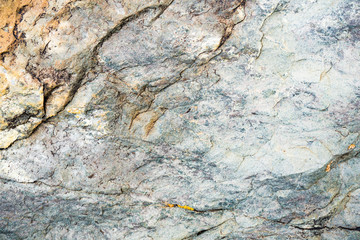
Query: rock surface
[{"left": 0, "top": 0, "right": 359, "bottom": 239}]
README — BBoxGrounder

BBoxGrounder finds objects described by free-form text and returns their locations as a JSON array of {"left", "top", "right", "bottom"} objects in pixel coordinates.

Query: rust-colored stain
[
  {"left": 144, "top": 110, "right": 166, "bottom": 137},
  {"left": 348, "top": 144, "right": 356, "bottom": 150}
]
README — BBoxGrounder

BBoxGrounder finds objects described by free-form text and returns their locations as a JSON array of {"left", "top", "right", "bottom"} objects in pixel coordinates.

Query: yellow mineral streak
[
  {"left": 164, "top": 202, "right": 195, "bottom": 211},
  {"left": 177, "top": 205, "right": 195, "bottom": 211}
]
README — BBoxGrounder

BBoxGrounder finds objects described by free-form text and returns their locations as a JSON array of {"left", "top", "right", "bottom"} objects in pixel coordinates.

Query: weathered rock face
[{"left": 0, "top": 0, "right": 359, "bottom": 239}]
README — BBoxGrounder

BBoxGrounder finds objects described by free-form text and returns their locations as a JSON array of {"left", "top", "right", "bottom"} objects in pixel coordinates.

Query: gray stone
[{"left": 0, "top": 0, "right": 359, "bottom": 239}]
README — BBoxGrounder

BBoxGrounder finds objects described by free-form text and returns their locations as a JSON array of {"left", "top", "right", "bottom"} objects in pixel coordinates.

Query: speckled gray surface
[{"left": 0, "top": 0, "right": 360, "bottom": 239}]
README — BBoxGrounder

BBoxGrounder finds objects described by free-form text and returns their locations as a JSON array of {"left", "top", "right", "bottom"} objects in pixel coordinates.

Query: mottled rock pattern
[{"left": 1, "top": 0, "right": 360, "bottom": 239}]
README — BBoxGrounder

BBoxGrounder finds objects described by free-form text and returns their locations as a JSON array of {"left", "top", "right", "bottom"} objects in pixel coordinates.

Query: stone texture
[{"left": 0, "top": 0, "right": 359, "bottom": 239}]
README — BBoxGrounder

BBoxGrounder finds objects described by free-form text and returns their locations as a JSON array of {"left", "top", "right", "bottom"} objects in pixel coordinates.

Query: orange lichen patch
[
  {"left": 348, "top": 144, "right": 356, "bottom": 150},
  {"left": 0, "top": 0, "right": 31, "bottom": 53},
  {"left": 0, "top": 0, "right": 48, "bottom": 54},
  {"left": 0, "top": 0, "right": 21, "bottom": 53},
  {"left": 325, "top": 161, "right": 333, "bottom": 172}
]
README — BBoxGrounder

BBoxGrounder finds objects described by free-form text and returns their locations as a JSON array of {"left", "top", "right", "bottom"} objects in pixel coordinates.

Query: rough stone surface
[{"left": 0, "top": 0, "right": 359, "bottom": 239}]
